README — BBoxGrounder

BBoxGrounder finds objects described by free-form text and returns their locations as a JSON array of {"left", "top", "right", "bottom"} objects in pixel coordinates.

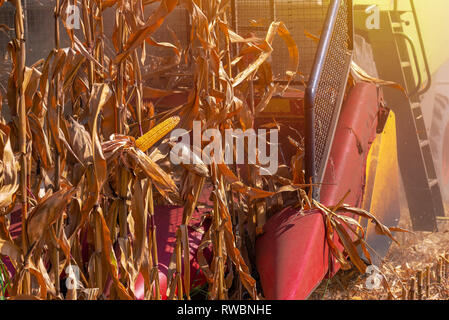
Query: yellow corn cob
[{"left": 135, "top": 116, "right": 180, "bottom": 152}]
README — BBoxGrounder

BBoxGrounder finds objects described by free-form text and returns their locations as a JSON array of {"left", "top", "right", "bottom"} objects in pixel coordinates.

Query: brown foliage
[{"left": 0, "top": 0, "right": 402, "bottom": 300}]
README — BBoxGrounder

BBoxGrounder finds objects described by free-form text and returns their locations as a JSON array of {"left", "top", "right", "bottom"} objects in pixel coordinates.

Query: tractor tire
[{"left": 429, "top": 92, "right": 449, "bottom": 207}]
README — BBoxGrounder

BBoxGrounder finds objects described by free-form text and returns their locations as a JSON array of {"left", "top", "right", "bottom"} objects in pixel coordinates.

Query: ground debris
[{"left": 310, "top": 220, "right": 449, "bottom": 300}]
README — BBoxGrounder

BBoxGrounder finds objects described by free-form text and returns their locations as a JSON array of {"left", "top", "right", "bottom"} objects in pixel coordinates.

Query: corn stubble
[{"left": 0, "top": 0, "right": 401, "bottom": 300}]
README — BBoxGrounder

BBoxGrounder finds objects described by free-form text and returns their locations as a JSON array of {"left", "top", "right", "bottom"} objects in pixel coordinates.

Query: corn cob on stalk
[{"left": 135, "top": 116, "right": 180, "bottom": 152}]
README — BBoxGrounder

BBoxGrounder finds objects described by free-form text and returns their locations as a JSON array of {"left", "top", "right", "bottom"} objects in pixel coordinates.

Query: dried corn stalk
[{"left": 0, "top": 0, "right": 405, "bottom": 301}]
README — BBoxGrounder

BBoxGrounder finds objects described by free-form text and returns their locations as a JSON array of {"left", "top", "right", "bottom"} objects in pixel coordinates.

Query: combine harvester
[
  {"left": 143, "top": 0, "right": 449, "bottom": 299},
  {"left": 1, "top": 0, "right": 449, "bottom": 300},
  {"left": 253, "top": 0, "right": 449, "bottom": 299}
]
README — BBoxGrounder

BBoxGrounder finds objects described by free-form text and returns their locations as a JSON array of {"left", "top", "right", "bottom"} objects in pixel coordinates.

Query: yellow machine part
[{"left": 362, "top": 111, "right": 402, "bottom": 259}]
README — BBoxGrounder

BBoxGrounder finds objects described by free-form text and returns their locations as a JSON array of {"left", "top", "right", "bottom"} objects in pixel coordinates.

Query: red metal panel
[
  {"left": 255, "top": 83, "right": 379, "bottom": 299},
  {"left": 134, "top": 205, "right": 208, "bottom": 300},
  {"left": 5, "top": 203, "right": 209, "bottom": 300},
  {"left": 255, "top": 208, "right": 330, "bottom": 300},
  {"left": 320, "top": 83, "right": 379, "bottom": 208},
  {"left": 134, "top": 189, "right": 213, "bottom": 299}
]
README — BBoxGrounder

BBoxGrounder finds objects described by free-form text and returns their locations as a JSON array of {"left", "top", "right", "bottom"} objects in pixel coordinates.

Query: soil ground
[{"left": 310, "top": 204, "right": 449, "bottom": 300}]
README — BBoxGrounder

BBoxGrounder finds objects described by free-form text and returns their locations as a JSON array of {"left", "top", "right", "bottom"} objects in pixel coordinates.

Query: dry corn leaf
[
  {"left": 0, "top": 239, "right": 22, "bottom": 262},
  {"left": 26, "top": 186, "right": 75, "bottom": 245},
  {"left": 351, "top": 61, "right": 406, "bottom": 93},
  {"left": 0, "top": 123, "right": 19, "bottom": 210},
  {"left": 114, "top": 0, "right": 178, "bottom": 64}
]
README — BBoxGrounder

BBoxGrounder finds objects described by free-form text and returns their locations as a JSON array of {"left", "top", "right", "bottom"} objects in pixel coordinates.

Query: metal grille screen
[
  {"left": 0, "top": 3, "right": 189, "bottom": 73},
  {"left": 0, "top": 1, "right": 72, "bottom": 65},
  {"left": 1, "top": 1, "right": 353, "bottom": 186},
  {"left": 307, "top": 0, "right": 353, "bottom": 189},
  {"left": 0, "top": 3, "right": 14, "bottom": 88},
  {"left": 1, "top": 1, "right": 331, "bottom": 81},
  {"left": 234, "top": 0, "right": 330, "bottom": 82},
  {"left": 145, "top": 3, "right": 190, "bottom": 58}
]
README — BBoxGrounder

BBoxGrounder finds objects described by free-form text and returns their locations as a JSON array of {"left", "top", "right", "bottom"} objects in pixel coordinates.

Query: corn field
[{"left": 0, "top": 0, "right": 403, "bottom": 300}]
